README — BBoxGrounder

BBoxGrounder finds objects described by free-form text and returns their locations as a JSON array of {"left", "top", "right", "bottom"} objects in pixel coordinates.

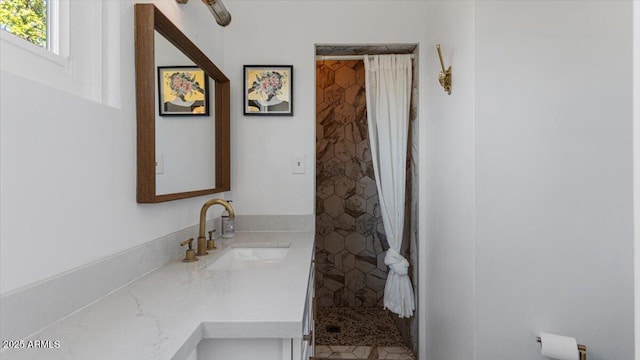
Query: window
[
  {"left": 0, "top": 0, "right": 49, "bottom": 50},
  {"left": 0, "top": 0, "right": 66, "bottom": 69},
  {"left": 0, "top": 0, "right": 120, "bottom": 107}
]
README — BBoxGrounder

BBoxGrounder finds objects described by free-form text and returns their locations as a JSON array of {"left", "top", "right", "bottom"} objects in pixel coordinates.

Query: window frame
[
  {"left": 0, "top": 0, "right": 67, "bottom": 64},
  {"left": 0, "top": 0, "right": 118, "bottom": 107}
]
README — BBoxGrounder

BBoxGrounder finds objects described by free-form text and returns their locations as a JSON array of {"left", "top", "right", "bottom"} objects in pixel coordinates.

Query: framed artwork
[
  {"left": 157, "top": 66, "right": 209, "bottom": 116},
  {"left": 243, "top": 65, "right": 293, "bottom": 116}
]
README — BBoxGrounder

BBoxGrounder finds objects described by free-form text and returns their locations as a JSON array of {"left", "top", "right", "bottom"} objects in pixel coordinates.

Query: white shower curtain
[{"left": 363, "top": 54, "right": 415, "bottom": 318}]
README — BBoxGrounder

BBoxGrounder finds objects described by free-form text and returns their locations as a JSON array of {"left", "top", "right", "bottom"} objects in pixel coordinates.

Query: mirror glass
[
  {"left": 135, "top": 4, "right": 230, "bottom": 203},
  {"left": 154, "top": 31, "right": 216, "bottom": 195}
]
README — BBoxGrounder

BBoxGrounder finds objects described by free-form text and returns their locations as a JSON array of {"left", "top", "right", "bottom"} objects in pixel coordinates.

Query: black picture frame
[
  {"left": 243, "top": 65, "right": 293, "bottom": 116},
  {"left": 157, "top": 66, "right": 210, "bottom": 117}
]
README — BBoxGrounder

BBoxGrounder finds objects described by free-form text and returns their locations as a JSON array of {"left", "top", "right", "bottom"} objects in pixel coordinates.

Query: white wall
[
  {"left": 634, "top": 2, "right": 640, "bottom": 358},
  {"left": 423, "top": 1, "right": 635, "bottom": 359},
  {"left": 474, "top": 2, "right": 633, "bottom": 359},
  {"left": 0, "top": 0, "right": 227, "bottom": 294},
  {"left": 422, "top": 2, "right": 476, "bottom": 360},
  {"left": 1, "top": 2, "right": 636, "bottom": 359},
  {"left": 222, "top": 0, "right": 428, "bottom": 216}
]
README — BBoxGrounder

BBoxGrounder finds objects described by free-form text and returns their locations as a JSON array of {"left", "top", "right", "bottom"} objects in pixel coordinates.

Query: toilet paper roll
[{"left": 540, "top": 332, "right": 579, "bottom": 360}]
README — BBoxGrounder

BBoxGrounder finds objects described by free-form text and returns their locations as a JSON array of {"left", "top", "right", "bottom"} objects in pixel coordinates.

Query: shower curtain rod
[{"left": 315, "top": 54, "right": 415, "bottom": 61}]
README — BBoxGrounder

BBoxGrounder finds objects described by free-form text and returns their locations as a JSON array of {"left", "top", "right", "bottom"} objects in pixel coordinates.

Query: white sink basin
[{"left": 206, "top": 242, "right": 291, "bottom": 270}]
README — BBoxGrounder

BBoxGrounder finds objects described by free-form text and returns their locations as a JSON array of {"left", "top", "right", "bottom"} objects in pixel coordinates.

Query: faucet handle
[
  {"left": 180, "top": 238, "right": 194, "bottom": 249},
  {"left": 180, "top": 238, "right": 198, "bottom": 262},
  {"left": 206, "top": 230, "right": 217, "bottom": 250}
]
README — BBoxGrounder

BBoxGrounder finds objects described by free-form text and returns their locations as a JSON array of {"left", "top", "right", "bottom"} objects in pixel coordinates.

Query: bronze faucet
[{"left": 196, "top": 198, "right": 235, "bottom": 256}]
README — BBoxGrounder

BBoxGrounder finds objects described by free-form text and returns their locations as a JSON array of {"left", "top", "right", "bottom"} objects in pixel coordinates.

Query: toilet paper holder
[{"left": 536, "top": 336, "right": 587, "bottom": 360}]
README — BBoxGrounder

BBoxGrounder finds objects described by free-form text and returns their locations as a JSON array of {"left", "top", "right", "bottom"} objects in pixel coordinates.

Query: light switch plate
[
  {"left": 292, "top": 153, "right": 306, "bottom": 174},
  {"left": 156, "top": 153, "right": 164, "bottom": 174}
]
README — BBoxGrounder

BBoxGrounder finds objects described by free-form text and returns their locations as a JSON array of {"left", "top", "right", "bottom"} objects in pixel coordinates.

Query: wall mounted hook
[{"left": 436, "top": 44, "right": 452, "bottom": 95}]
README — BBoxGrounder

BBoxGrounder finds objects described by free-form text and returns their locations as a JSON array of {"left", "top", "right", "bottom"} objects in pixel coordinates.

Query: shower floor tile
[
  {"left": 316, "top": 306, "right": 406, "bottom": 346},
  {"left": 377, "top": 347, "right": 416, "bottom": 359},
  {"left": 315, "top": 307, "right": 415, "bottom": 359},
  {"left": 315, "top": 345, "right": 415, "bottom": 359}
]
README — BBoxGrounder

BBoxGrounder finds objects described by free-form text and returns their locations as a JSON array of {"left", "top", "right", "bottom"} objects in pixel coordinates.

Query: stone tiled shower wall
[
  {"left": 315, "top": 58, "right": 418, "bottom": 305},
  {"left": 314, "top": 56, "right": 419, "bottom": 353},
  {"left": 315, "top": 60, "right": 389, "bottom": 307}
]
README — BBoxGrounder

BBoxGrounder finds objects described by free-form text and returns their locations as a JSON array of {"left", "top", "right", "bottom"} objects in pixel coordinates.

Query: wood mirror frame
[{"left": 135, "top": 4, "right": 230, "bottom": 203}]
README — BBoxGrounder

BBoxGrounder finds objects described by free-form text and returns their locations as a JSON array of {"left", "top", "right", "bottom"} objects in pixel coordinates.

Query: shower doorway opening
[{"left": 314, "top": 44, "right": 419, "bottom": 360}]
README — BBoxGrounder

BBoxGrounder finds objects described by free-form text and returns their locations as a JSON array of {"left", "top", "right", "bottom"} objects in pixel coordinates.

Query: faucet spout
[{"left": 196, "top": 198, "right": 234, "bottom": 256}]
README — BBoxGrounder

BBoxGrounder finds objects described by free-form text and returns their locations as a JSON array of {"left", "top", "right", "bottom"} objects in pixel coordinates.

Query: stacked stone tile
[{"left": 315, "top": 60, "right": 389, "bottom": 307}]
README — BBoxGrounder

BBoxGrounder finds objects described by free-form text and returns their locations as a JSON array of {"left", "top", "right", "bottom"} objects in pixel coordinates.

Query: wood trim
[
  {"left": 215, "top": 81, "right": 231, "bottom": 191},
  {"left": 312, "top": 296, "right": 316, "bottom": 322},
  {"left": 134, "top": 4, "right": 231, "bottom": 203},
  {"left": 152, "top": 6, "right": 228, "bottom": 83},
  {"left": 135, "top": 5, "right": 156, "bottom": 203}
]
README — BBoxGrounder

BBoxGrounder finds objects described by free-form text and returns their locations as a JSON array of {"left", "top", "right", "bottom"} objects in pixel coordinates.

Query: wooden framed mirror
[{"left": 135, "top": 4, "right": 230, "bottom": 203}]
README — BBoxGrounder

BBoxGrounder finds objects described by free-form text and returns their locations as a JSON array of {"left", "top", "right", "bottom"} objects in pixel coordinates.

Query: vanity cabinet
[{"left": 195, "top": 261, "right": 316, "bottom": 360}]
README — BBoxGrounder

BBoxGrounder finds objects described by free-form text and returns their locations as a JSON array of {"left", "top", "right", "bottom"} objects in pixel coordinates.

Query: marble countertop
[{"left": 2, "top": 231, "right": 315, "bottom": 360}]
